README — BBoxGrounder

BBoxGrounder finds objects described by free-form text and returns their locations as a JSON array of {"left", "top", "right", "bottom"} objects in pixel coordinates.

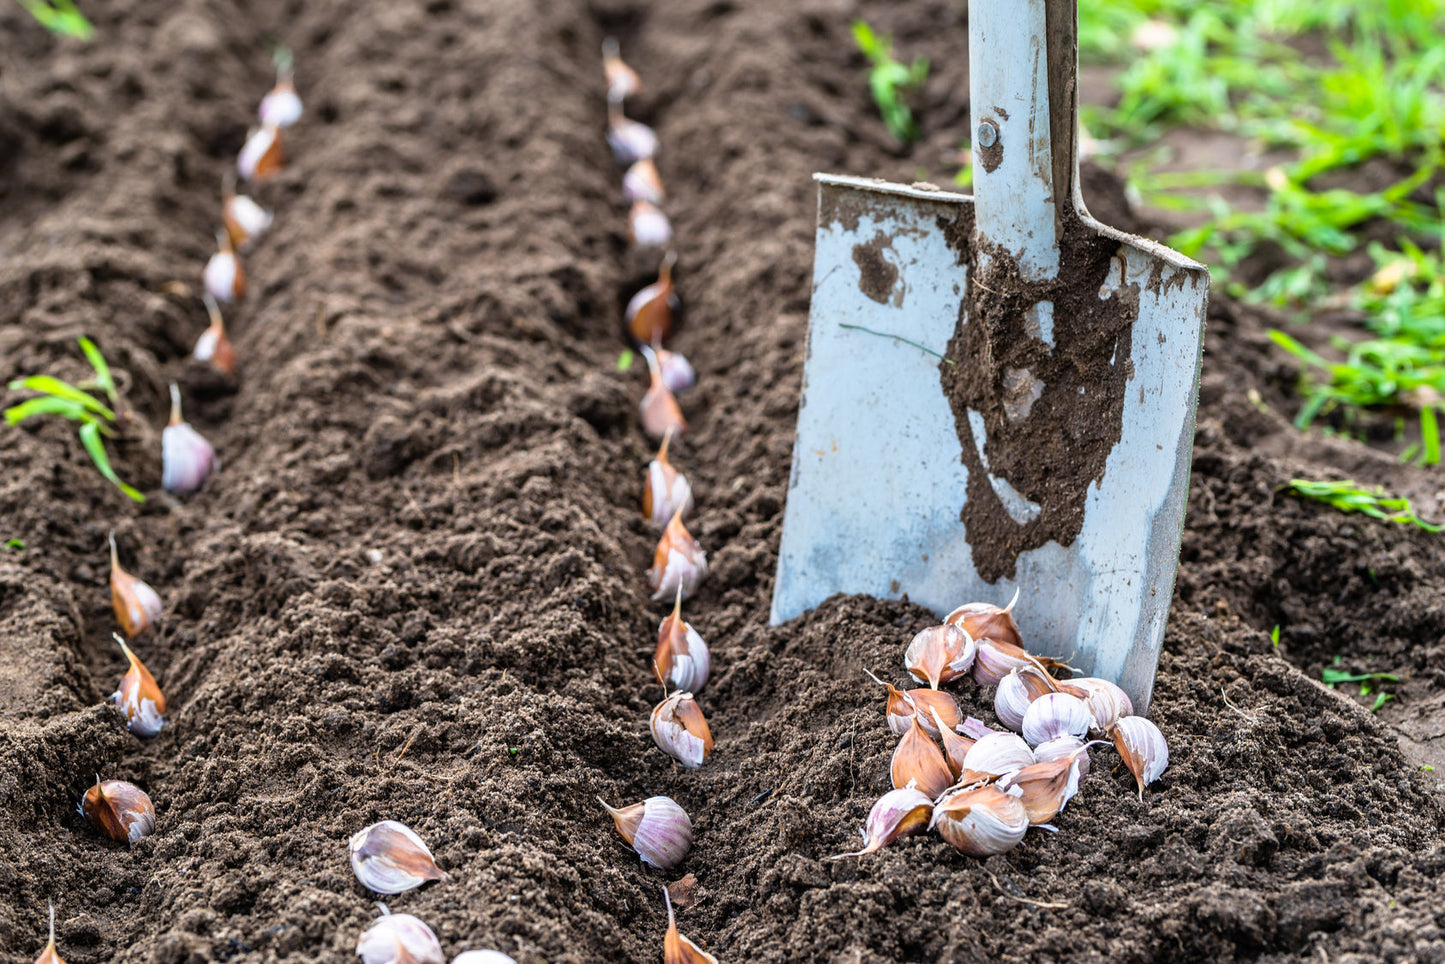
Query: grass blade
[
  {"left": 78, "top": 421, "right": 145, "bottom": 502},
  {"left": 77, "top": 336, "right": 117, "bottom": 406},
  {"left": 8, "top": 375, "right": 114, "bottom": 421},
  {"left": 1422, "top": 405, "right": 1440, "bottom": 465},
  {"left": 4, "top": 396, "right": 94, "bottom": 425}
]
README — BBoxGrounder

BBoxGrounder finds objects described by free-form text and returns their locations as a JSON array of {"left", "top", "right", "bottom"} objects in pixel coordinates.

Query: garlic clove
[
  {"left": 650, "top": 692, "right": 713, "bottom": 768},
  {"left": 194, "top": 293, "right": 237, "bottom": 376},
  {"left": 1021, "top": 692, "right": 1093, "bottom": 747},
  {"left": 929, "top": 785, "right": 1030, "bottom": 857},
  {"left": 959, "top": 717, "right": 997, "bottom": 740},
  {"left": 639, "top": 346, "right": 688, "bottom": 440},
  {"left": 109, "top": 532, "right": 162, "bottom": 638},
  {"left": 204, "top": 231, "right": 246, "bottom": 303},
  {"left": 602, "top": 37, "right": 641, "bottom": 103},
  {"left": 1110, "top": 715, "right": 1169, "bottom": 800},
  {"left": 607, "top": 108, "right": 659, "bottom": 165},
  {"left": 863, "top": 669, "right": 916, "bottom": 737},
  {"left": 647, "top": 508, "right": 706, "bottom": 602},
  {"left": 929, "top": 707, "right": 975, "bottom": 778},
  {"left": 111, "top": 633, "right": 166, "bottom": 738},
  {"left": 944, "top": 588, "right": 1024, "bottom": 648},
  {"left": 1058, "top": 677, "right": 1134, "bottom": 733},
  {"left": 350, "top": 821, "right": 449, "bottom": 894},
  {"left": 657, "top": 347, "right": 695, "bottom": 394},
  {"left": 626, "top": 252, "right": 678, "bottom": 345},
  {"left": 452, "top": 954, "right": 518, "bottom": 964},
  {"left": 80, "top": 777, "right": 154, "bottom": 844},
  {"left": 34, "top": 903, "right": 64, "bottom": 964},
  {"left": 830, "top": 785, "right": 933, "bottom": 859},
  {"left": 162, "top": 384, "right": 220, "bottom": 495},
  {"left": 642, "top": 428, "right": 694, "bottom": 526},
  {"left": 623, "top": 157, "right": 666, "bottom": 204},
  {"left": 992, "top": 668, "right": 1033, "bottom": 733},
  {"left": 890, "top": 715, "right": 953, "bottom": 799},
  {"left": 904, "top": 624, "right": 976, "bottom": 689},
  {"left": 654, "top": 586, "right": 710, "bottom": 694},
  {"left": 222, "top": 177, "right": 273, "bottom": 252},
  {"left": 906, "top": 688, "right": 961, "bottom": 739},
  {"left": 599, "top": 795, "right": 693, "bottom": 869},
  {"left": 958, "top": 731, "right": 1034, "bottom": 785},
  {"left": 356, "top": 907, "right": 444, "bottom": 964},
  {"left": 259, "top": 78, "right": 303, "bottom": 128},
  {"left": 971, "top": 636, "right": 1065, "bottom": 687},
  {"left": 1034, "top": 735, "right": 1094, "bottom": 780},
  {"left": 663, "top": 886, "right": 717, "bottom": 964},
  {"left": 629, "top": 199, "right": 673, "bottom": 249},
  {"left": 996, "top": 752, "right": 1086, "bottom": 825},
  {"left": 237, "top": 124, "right": 284, "bottom": 182}
]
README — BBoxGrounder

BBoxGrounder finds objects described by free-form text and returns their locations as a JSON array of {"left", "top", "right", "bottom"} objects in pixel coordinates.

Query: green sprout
[
  {"left": 3, "top": 539, "right": 24, "bottom": 551},
  {"left": 1322, "top": 656, "right": 1399, "bottom": 712},
  {"left": 5, "top": 337, "right": 144, "bottom": 502},
  {"left": 851, "top": 20, "right": 929, "bottom": 145},
  {"left": 1269, "top": 624, "right": 1281, "bottom": 649},
  {"left": 16, "top": 0, "right": 93, "bottom": 39},
  {"left": 1283, "top": 478, "right": 1439, "bottom": 532}
]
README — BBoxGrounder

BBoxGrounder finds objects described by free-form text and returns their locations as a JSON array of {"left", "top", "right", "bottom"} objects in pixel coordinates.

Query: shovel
[{"left": 771, "top": 0, "right": 1209, "bottom": 713}]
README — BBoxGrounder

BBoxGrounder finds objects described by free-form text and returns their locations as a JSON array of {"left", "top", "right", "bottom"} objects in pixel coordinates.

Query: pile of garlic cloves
[{"left": 836, "top": 592, "right": 1170, "bottom": 861}]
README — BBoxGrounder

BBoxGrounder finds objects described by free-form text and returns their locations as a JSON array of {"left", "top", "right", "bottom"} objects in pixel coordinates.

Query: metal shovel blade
[{"left": 770, "top": 0, "right": 1208, "bottom": 714}]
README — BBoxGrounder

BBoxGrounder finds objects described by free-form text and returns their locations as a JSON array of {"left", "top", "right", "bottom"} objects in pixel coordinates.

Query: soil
[{"left": 3, "top": 2, "right": 1445, "bottom": 963}]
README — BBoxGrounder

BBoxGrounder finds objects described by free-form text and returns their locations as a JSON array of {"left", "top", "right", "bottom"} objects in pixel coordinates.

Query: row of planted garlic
[
  {"left": 837, "top": 595, "right": 1170, "bottom": 860},
  {"left": 33, "top": 57, "right": 308, "bottom": 964},
  {"left": 596, "top": 39, "right": 718, "bottom": 964}
]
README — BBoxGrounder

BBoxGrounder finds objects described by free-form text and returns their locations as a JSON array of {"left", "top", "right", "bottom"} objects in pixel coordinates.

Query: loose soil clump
[{"left": 3, "top": 1, "right": 1445, "bottom": 962}]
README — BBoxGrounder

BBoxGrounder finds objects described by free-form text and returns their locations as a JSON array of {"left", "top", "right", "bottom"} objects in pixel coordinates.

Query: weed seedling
[
  {"left": 1283, "top": 478, "right": 1439, "bottom": 532},
  {"left": 3, "top": 539, "right": 24, "bottom": 551},
  {"left": 851, "top": 20, "right": 929, "bottom": 145},
  {"left": 5, "top": 337, "right": 144, "bottom": 501},
  {"left": 1322, "top": 655, "right": 1399, "bottom": 712},
  {"left": 16, "top": 0, "right": 93, "bottom": 39}
]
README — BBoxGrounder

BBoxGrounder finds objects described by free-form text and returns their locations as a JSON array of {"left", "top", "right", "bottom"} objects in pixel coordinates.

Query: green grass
[
  {"left": 16, "top": 0, "right": 93, "bottom": 39},
  {"left": 851, "top": 20, "right": 929, "bottom": 145},
  {"left": 1284, "top": 478, "right": 1440, "bottom": 531},
  {"left": 1322, "top": 655, "right": 1400, "bottom": 711}
]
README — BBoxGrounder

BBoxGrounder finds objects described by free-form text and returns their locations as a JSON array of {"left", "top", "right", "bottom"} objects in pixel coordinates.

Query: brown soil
[{"left": 3, "top": 1, "right": 1445, "bottom": 963}]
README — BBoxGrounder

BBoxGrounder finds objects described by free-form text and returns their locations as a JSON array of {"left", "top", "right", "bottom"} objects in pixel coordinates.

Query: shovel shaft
[{"left": 969, "top": 0, "right": 1078, "bottom": 282}]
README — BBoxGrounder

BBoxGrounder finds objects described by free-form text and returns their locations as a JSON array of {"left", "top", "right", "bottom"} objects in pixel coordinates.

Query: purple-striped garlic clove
[
  {"left": 161, "top": 385, "right": 220, "bottom": 495},
  {"left": 623, "top": 157, "right": 666, "bottom": 204},
  {"left": 349, "top": 821, "right": 449, "bottom": 894},
  {"left": 356, "top": 907, "right": 443, "bottom": 964},
  {"left": 650, "top": 692, "right": 713, "bottom": 768},
  {"left": 1059, "top": 677, "right": 1134, "bottom": 732},
  {"left": 1110, "top": 715, "right": 1169, "bottom": 800},
  {"left": 646, "top": 508, "right": 706, "bottom": 602},
  {"left": 830, "top": 785, "right": 933, "bottom": 859},
  {"left": 607, "top": 110, "right": 658, "bottom": 165},
  {"left": 599, "top": 795, "right": 692, "bottom": 870},
  {"left": 929, "top": 785, "right": 1029, "bottom": 857},
  {"left": 654, "top": 586, "right": 710, "bottom": 694},
  {"left": 629, "top": 199, "right": 672, "bottom": 249},
  {"left": 1021, "top": 692, "right": 1093, "bottom": 747},
  {"left": 959, "top": 731, "right": 1034, "bottom": 785}
]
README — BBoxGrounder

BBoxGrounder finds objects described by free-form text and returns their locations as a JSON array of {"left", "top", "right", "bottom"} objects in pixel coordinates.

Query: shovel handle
[{"left": 969, "top": 0, "right": 1078, "bottom": 282}]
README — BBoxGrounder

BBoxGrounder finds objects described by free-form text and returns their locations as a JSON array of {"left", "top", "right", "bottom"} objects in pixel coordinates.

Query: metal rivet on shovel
[{"left": 771, "top": 0, "right": 1209, "bottom": 714}]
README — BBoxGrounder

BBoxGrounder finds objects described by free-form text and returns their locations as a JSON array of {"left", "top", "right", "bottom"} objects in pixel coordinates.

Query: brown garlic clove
[
  {"left": 904, "top": 624, "right": 976, "bottom": 689},
  {"left": 112, "top": 633, "right": 166, "bottom": 738},
  {"left": 237, "top": 124, "right": 284, "bottom": 182},
  {"left": 650, "top": 692, "right": 714, "bottom": 768},
  {"left": 830, "top": 785, "right": 934, "bottom": 859},
  {"left": 34, "top": 904, "right": 64, "bottom": 964},
  {"left": 109, "top": 532, "right": 162, "bottom": 638},
  {"left": 971, "top": 636, "right": 1067, "bottom": 687},
  {"left": 642, "top": 428, "right": 694, "bottom": 526},
  {"left": 663, "top": 886, "right": 717, "bottom": 964},
  {"left": 602, "top": 37, "right": 641, "bottom": 103},
  {"left": 929, "top": 707, "right": 975, "bottom": 779},
  {"left": 204, "top": 230, "right": 246, "bottom": 303},
  {"left": 1110, "top": 715, "right": 1169, "bottom": 800},
  {"left": 194, "top": 293, "right": 237, "bottom": 376},
  {"left": 627, "top": 252, "right": 678, "bottom": 346},
  {"left": 890, "top": 716, "right": 953, "bottom": 800},
  {"left": 599, "top": 795, "right": 693, "bottom": 869},
  {"left": 80, "top": 777, "right": 155, "bottom": 844},
  {"left": 639, "top": 346, "right": 687, "bottom": 440},
  {"left": 929, "top": 785, "right": 1030, "bottom": 857},
  {"left": 349, "top": 821, "right": 449, "bottom": 894},
  {"left": 647, "top": 509, "right": 707, "bottom": 602},
  {"left": 996, "top": 752, "right": 1086, "bottom": 825},
  {"left": 654, "top": 586, "right": 710, "bottom": 694},
  {"left": 944, "top": 589, "right": 1024, "bottom": 648},
  {"left": 907, "top": 688, "right": 962, "bottom": 738},
  {"left": 864, "top": 668, "right": 917, "bottom": 737},
  {"left": 221, "top": 173, "right": 273, "bottom": 252}
]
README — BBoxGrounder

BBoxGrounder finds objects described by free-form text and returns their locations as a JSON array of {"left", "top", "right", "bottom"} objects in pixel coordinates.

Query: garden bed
[{"left": 3, "top": 0, "right": 1445, "bottom": 961}]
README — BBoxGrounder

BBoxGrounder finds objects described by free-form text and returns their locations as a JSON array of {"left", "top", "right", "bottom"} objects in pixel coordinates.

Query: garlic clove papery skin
[
  {"left": 906, "top": 688, "right": 961, "bottom": 739},
  {"left": 972, "top": 637, "right": 1058, "bottom": 687},
  {"left": 623, "top": 158, "right": 665, "bottom": 204},
  {"left": 223, "top": 193, "right": 273, "bottom": 251},
  {"left": 452, "top": 954, "right": 518, "bottom": 964},
  {"left": 1034, "top": 736, "right": 1093, "bottom": 780},
  {"left": 349, "top": 821, "right": 449, "bottom": 894},
  {"left": 237, "top": 125, "right": 284, "bottom": 182},
  {"left": 1060, "top": 677, "right": 1134, "bottom": 732},
  {"left": 1111, "top": 715, "right": 1169, "bottom": 800},
  {"left": 654, "top": 596, "right": 710, "bottom": 695},
  {"left": 929, "top": 785, "right": 1030, "bottom": 857},
  {"left": 944, "top": 590, "right": 1023, "bottom": 648},
  {"left": 259, "top": 82, "right": 303, "bottom": 128},
  {"left": 80, "top": 778, "right": 154, "bottom": 844},
  {"left": 356, "top": 911, "right": 444, "bottom": 964},
  {"left": 1021, "top": 692, "right": 1093, "bottom": 747},
  {"left": 831, "top": 785, "right": 933, "bottom": 859},
  {"left": 959, "top": 717, "right": 996, "bottom": 741},
  {"left": 657, "top": 348, "right": 695, "bottom": 394},
  {"left": 629, "top": 200, "right": 673, "bottom": 249},
  {"left": 650, "top": 692, "right": 713, "bottom": 768},
  {"left": 608, "top": 115, "right": 658, "bottom": 165},
  {"left": 663, "top": 886, "right": 718, "bottom": 964},
  {"left": 890, "top": 715, "right": 954, "bottom": 799},
  {"left": 930, "top": 707, "right": 975, "bottom": 778},
  {"left": 644, "top": 457, "right": 694, "bottom": 527},
  {"left": 904, "top": 624, "right": 976, "bottom": 689},
  {"left": 996, "top": 754, "right": 1085, "bottom": 825},
  {"left": 112, "top": 635, "right": 166, "bottom": 738},
  {"left": 647, "top": 511, "right": 706, "bottom": 602},
  {"left": 109, "top": 535, "right": 162, "bottom": 638},
  {"left": 626, "top": 279, "right": 676, "bottom": 346},
  {"left": 599, "top": 795, "right": 693, "bottom": 869},
  {"left": 959, "top": 731, "right": 1034, "bottom": 784}
]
